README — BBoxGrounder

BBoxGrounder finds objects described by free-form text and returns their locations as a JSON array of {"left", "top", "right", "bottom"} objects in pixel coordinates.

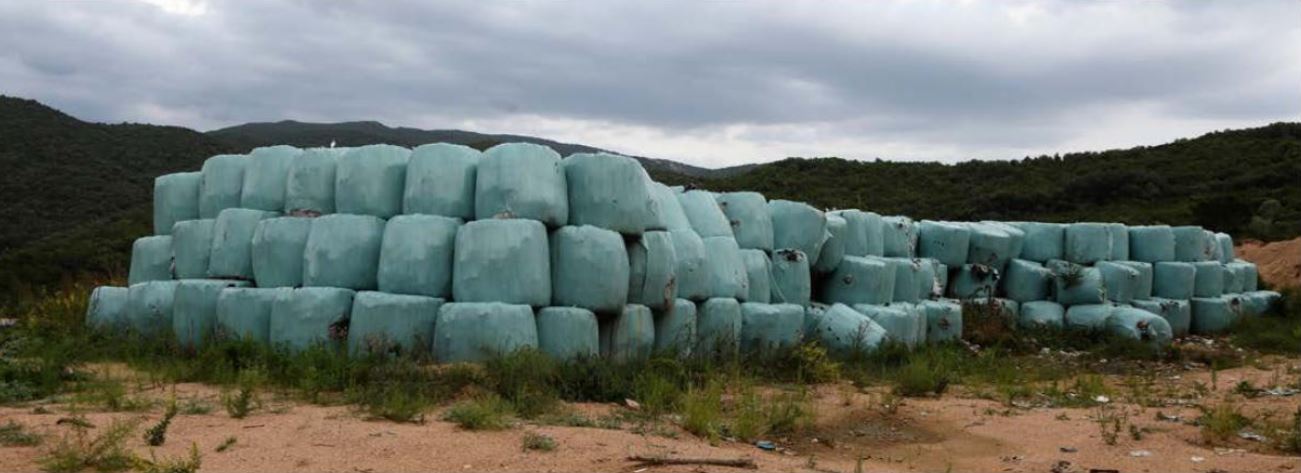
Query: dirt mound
[{"left": 1236, "top": 237, "right": 1301, "bottom": 289}]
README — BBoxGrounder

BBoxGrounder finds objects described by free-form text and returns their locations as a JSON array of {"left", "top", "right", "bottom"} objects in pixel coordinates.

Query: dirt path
[{"left": 1237, "top": 237, "right": 1301, "bottom": 289}]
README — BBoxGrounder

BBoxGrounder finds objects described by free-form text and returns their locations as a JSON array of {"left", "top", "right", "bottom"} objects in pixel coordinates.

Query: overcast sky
[{"left": 2, "top": 1, "right": 1299, "bottom": 167}]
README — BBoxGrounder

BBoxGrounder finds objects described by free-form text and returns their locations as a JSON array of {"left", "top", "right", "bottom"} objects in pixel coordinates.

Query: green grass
[
  {"left": 521, "top": 432, "right": 557, "bottom": 452},
  {"left": 38, "top": 418, "right": 139, "bottom": 473},
  {"left": 0, "top": 420, "right": 42, "bottom": 446},
  {"left": 442, "top": 395, "right": 514, "bottom": 431},
  {"left": 680, "top": 382, "right": 724, "bottom": 441}
]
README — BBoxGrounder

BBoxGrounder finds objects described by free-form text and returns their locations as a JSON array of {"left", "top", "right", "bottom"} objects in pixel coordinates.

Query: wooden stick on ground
[{"left": 627, "top": 455, "right": 758, "bottom": 469}]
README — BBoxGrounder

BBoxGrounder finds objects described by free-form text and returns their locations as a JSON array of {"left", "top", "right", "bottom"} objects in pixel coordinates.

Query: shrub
[
  {"left": 38, "top": 418, "right": 139, "bottom": 473},
  {"left": 521, "top": 432, "right": 556, "bottom": 452},
  {"left": 0, "top": 420, "right": 42, "bottom": 446},
  {"left": 443, "top": 395, "right": 513, "bottom": 431}
]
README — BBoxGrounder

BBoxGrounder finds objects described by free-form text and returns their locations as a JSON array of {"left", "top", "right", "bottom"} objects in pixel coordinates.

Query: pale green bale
[
  {"left": 1235, "top": 259, "right": 1259, "bottom": 291},
  {"left": 881, "top": 216, "right": 917, "bottom": 257},
  {"left": 378, "top": 215, "right": 459, "bottom": 298},
  {"left": 935, "top": 261, "right": 950, "bottom": 296},
  {"left": 1050, "top": 262, "right": 1106, "bottom": 306},
  {"left": 347, "top": 291, "right": 442, "bottom": 356},
  {"left": 1190, "top": 296, "right": 1238, "bottom": 335},
  {"left": 668, "top": 229, "right": 709, "bottom": 301},
  {"left": 125, "top": 281, "right": 180, "bottom": 338},
  {"left": 862, "top": 303, "right": 924, "bottom": 348},
  {"left": 1097, "top": 261, "right": 1140, "bottom": 303},
  {"left": 807, "top": 303, "right": 885, "bottom": 357},
  {"left": 629, "top": 231, "right": 679, "bottom": 309},
  {"left": 716, "top": 192, "right": 773, "bottom": 251},
  {"left": 769, "top": 200, "right": 828, "bottom": 262},
  {"left": 1107, "top": 224, "right": 1129, "bottom": 261},
  {"left": 702, "top": 236, "right": 746, "bottom": 301},
  {"left": 1206, "top": 230, "right": 1223, "bottom": 263},
  {"left": 1063, "top": 304, "right": 1112, "bottom": 332},
  {"left": 1153, "top": 262, "right": 1196, "bottom": 299},
  {"left": 1215, "top": 233, "right": 1235, "bottom": 264},
  {"left": 831, "top": 210, "right": 876, "bottom": 258},
  {"left": 1131, "top": 298, "right": 1191, "bottom": 337},
  {"left": 861, "top": 211, "right": 885, "bottom": 256},
  {"left": 171, "top": 219, "right": 214, "bottom": 279},
  {"left": 551, "top": 225, "right": 629, "bottom": 313},
  {"left": 922, "top": 299, "right": 963, "bottom": 343},
  {"left": 984, "top": 222, "right": 1025, "bottom": 263},
  {"left": 1172, "top": 226, "right": 1212, "bottom": 262},
  {"left": 696, "top": 298, "right": 741, "bottom": 357},
  {"left": 813, "top": 214, "right": 848, "bottom": 273},
  {"left": 216, "top": 287, "right": 284, "bottom": 344},
  {"left": 967, "top": 222, "right": 1014, "bottom": 268},
  {"left": 740, "top": 249, "right": 771, "bottom": 304},
  {"left": 154, "top": 172, "right": 201, "bottom": 235},
  {"left": 916, "top": 220, "right": 970, "bottom": 267},
  {"left": 677, "top": 190, "right": 732, "bottom": 237},
  {"left": 403, "top": 143, "right": 479, "bottom": 219},
  {"left": 1064, "top": 223, "right": 1110, "bottom": 264},
  {"left": 1222, "top": 264, "right": 1242, "bottom": 294},
  {"left": 1107, "top": 307, "right": 1172, "bottom": 345},
  {"left": 336, "top": 144, "right": 409, "bottom": 218},
  {"left": 173, "top": 279, "right": 250, "bottom": 350},
  {"left": 1192, "top": 261, "right": 1225, "bottom": 297},
  {"left": 302, "top": 214, "right": 386, "bottom": 290},
  {"left": 1128, "top": 225, "right": 1175, "bottom": 263},
  {"left": 129, "top": 235, "right": 173, "bottom": 285},
  {"left": 284, "top": 148, "right": 341, "bottom": 215},
  {"left": 198, "top": 154, "right": 246, "bottom": 219},
  {"left": 885, "top": 257, "right": 921, "bottom": 303},
  {"left": 916, "top": 258, "right": 940, "bottom": 300},
  {"left": 600, "top": 304, "right": 655, "bottom": 363},
  {"left": 1241, "top": 290, "right": 1282, "bottom": 317},
  {"left": 739, "top": 303, "right": 804, "bottom": 354},
  {"left": 269, "top": 287, "right": 354, "bottom": 352},
  {"left": 1012, "top": 222, "right": 1065, "bottom": 263},
  {"left": 1002, "top": 259, "right": 1052, "bottom": 303},
  {"left": 638, "top": 169, "right": 666, "bottom": 231},
  {"left": 652, "top": 183, "right": 692, "bottom": 231},
  {"left": 453, "top": 219, "right": 551, "bottom": 306},
  {"left": 991, "top": 298, "right": 1020, "bottom": 327},
  {"left": 87, "top": 286, "right": 129, "bottom": 332},
  {"left": 1020, "top": 301, "right": 1065, "bottom": 328},
  {"left": 250, "top": 217, "right": 312, "bottom": 288},
  {"left": 770, "top": 249, "right": 812, "bottom": 306},
  {"left": 208, "top": 208, "right": 278, "bottom": 280},
  {"left": 821, "top": 256, "right": 893, "bottom": 305},
  {"left": 477, "top": 143, "right": 568, "bottom": 225},
  {"left": 435, "top": 302, "right": 538, "bottom": 363},
  {"left": 654, "top": 299, "right": 697, "bottom": 356},
  {"left": 240, "top": 145, "right": 301, "bottom": 212},
  {"left": 536, "top": 307, "right": 599, "bottom": 361},
  {"left": 564, "top": 152, "right": 656, "bottom": 234},
  {"left": 1114, "top": 261, "right": 1154, "bottom": 300},
  {"left": 948, "top": 264, "right": 1000, "bottom": 300}
]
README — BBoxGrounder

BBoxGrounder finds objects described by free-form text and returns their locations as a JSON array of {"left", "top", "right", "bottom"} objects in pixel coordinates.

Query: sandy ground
[
  {"left": 1238, "top": 238, "right": 1301, "bottom": 289},
  {"left": 5, "top": 359, "right": 1301, "bottom": 473}
]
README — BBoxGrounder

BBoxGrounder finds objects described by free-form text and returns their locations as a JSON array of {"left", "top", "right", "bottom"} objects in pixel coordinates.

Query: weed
[
  {"left": 1278, "top": 407, "right": 1301, "bottom": 453},
  {"left": 144, "top": 400, "right": 178, "bottom": 446},
  {"left": 215, "top": 436, "right": 236, "bottom": 453},
  {"left": 536, "top": 411, "right": 594, "bottom": 428},
  {"left": 632, "top": 371, "right": 682, "bottom": 419},
  {"left": 521, "top": 432, "right": 556, "bottom": 452},
  {"left": 443, "top": 395, "right": 513, "bottom": 431},
  {"left": 483, "top": 349, "right": 561, "bottom": 419},
  {"left": 134, "top": 442, "right": 202, "bottom": 473},
  {"left": 222, "top": 369, "right": 263, "bottom": 419},
  {"left": 1128, "top": 424, "right": 1144, "bottom": 441},
  {"left": 729, "top": 386, "right": 767, "bottom": 441},
  {"left": 38, "top": 418, "right": 139, "bottom": 473},
  {"left": 893, "top": 357, "right": 951, "bottom": 397},
  {"left": 1199, "top": 401, "right": 1251, "bottom": 445},
  {"left": 764, "top": 389, "right": 813, "bottom": 435},
  {"left": 0, "top": 420, "right": 42, "bottom": 446},
  {"left": 1094, "top": 404, "right": 1127, "bottom": 446},
  {"left": 680, "top": 381, "right": 723, "bottom": 441},
  {"left": 177, "top": 398, "right": 211, "bottom": 415}
]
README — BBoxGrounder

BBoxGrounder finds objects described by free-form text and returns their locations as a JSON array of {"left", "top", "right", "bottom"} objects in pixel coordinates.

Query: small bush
[
  {"left": 0, "top": 420, "right": 42, "bottom": 446},
  {"left": 680, "top": 382, "right": 723, "bottom": 441},
  {"left": 38, "top": 418, "right": 139, "bottom": 473},
  {"left": 483, "top": 349, "right": 561, "bottom": 419},
  {"left": 443, "top": 395, "right": 513, "bottom": 431},
  {"left": 222, "top": 369, "right": 263, "bottom": 419},
  {"left": 144, "top": 400, "right": 179, "bottom": 446},
  {"left": 134, "top": 442, "right": 202, "bottom": 473},
  {"left": 892, "top": 359, "right": 951, "bottom": 398},
  {"left": 1199, "top": 402, "right": 1251, "bottom": 445},
  {"left": 521, "top": 432, "right": 556, "bottom": 452}
]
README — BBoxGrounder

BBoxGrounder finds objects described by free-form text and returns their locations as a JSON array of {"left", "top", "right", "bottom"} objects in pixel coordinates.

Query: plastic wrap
[
  {"left": 806, "top": 303, "right": 886, "bottom": 357},
  {"left": 821, "top": 256, "right": 893, "bottom": 305},
  {"left": 198, "top": 154, "right": 246, "bottom": 219},
  {"left": 216, "top": 287, "right": 284, "bottom": 344},
  {"left": 600, "top": 304, "right": 655, "bottom": 362},
  {"left": 269, "top": 287, "right": 354, "bottom": 351},
  {"left": 1153, "top": 262, "right": 1196, "bottom": 300},
  {"left": 1064, "top": 223, "right": 1111, "bottom": 264},
  {"left": 434, "top": 302, "right": 538, "bottom": 363},
  {"left": 1051, "top": 263, "right": 1106, "bottom": 306},
  {"left": 769, "top": 199, "right": 828, "bottom": 262},
  {"left": 948, "top": 264, "right": 1000, "bottom": 300},
  {"left": 1063, "top": 304, "right": 1112, "bottom": 332},
  {"left": 347, "top": 291, "right": 442, "bottom": 356},
  {"left": 916, "top": 258, "right": 940, "bottom": 300},
  {"left": 125, "top": 281, "right": 180, "bottom": 337},
  {"left": 1241, "top": 290, "right": 1282, "bottom": 317},
  {"left": 652, "top": 183, "right": 692, "bottom": 231},
  {"left": 129, "top": 235, "right": 173, "bottom": 285},
  {"left": 677, "top": 191, "right": 732, "bottom": 238},
  {"left": 173, "top": 279, "right": 249, "bottom": 350},
  {"left": 1002, "top": 259, "right": 1052, "bottom": 303},
  {"left": 1014, "top": 222, "right": 1065, "bottom": 263},
  {"left": 336, "top": 144, "right": 410, "bottom": 218},
  {"left": 864, "top": 303, "right": 925, "bottom": 348},
  {"left": 1019, "top": 301, "right": 1065, "bottom": 328},
  {"left": 654, "top": 299, "right": 697, "bottom": 356},
  {"left": 154, "top": 172, "right": 201, "bottom": 235},
  {"left": 702, "top": 236, "right": 747, "bottom": 300},
  {"left": 629, "top": 231, "right": 679, "bottom": 309},
  {"left": 250, "top": 217, "right": 312, "bottom": 288},
  {"left": 403, "top": 143, "right": 480, "bottom": 219},
  {"left": 967, "top": 222, "right": 1015, "bottom": 268},
  {"left": 1192, "top": 261, "right": 1225, "bottom": 297},
  {"left": 739, "top": 303, "right": 804, "bottom": 354},
  {"left": 1131, "top": 298, "right": 1191, "bottom": 337},
  {"left": 696, "top": 298, "right": 742, "bottom": 357},
  {"left": 916, "top": 220, "right": 970, "bottom": 267},
  {"left": 885, "top": 257, "right": 921, "bottom": 303},
  {"left": 1172, "top": 226, "right": 1212, "bottom": 262},
  {"left": 1097, "top": 261, "right": 1140, "bottom": 303},
  {"left": 302, "top": 214, "right": 386, "bottom": 290},
  {"left": 1236, "top": 259, "right": 1259, "bottom": 291},
  {"left": 208, "top": 208, "right": 278, "bottom": 280},
  {"left": 740, "top": 250, "right": 771, "bottom": 304},
  {"left": 1114, "top": 261, "right": 1154, "bottom": 300},
  {"left": 668, "top": 229, "right": 709, "bottom": 301},
  {"left": 378, "top": 215, "right": 460, "bottom": 297},
  {"left": 920, "top": 299, "right": 963, "bottom": 343},
  {"left": 564, "top": 152, "right": 656, "bottom": 234},
  {"left": 87, "top": 286, "right": 129, "bottom": 331},
  {"left": 535, "top": 307, "right": 599, "bottom": 361},
  {"left": 1190, "top": 297, "right": 1238, "bottom": 335},
  {"left": 813, "top": 214, "right": 848, "bottom": 273},
  {"left": 171, "top": 219, "right": 214, "bottom": 279},
  {"left": 1107, "top": 224, "right": 1129, "bottom": 261},
  {"left": 284, "top": 147, "right": 341, "bottom": 215},
  {"left": 551, "top": 225, "right": 629, "bottom": 313},
  {"left": 452, "top": 219, "right": 551, "bottom": 306},
  {"left": 1107, "top": 307, "right": 1172, "bottom": 345},
  {"left": 770, "top": 249, "right": 812, "bottom": 306},
  {"left": 881, "top": 216, "right": 917, "bottom": 258},
  {"left": 716, "top": 192, "right": 773, "bottom": 251},
  {"left": 831, "top": 210, "right": 876, "bottom": 257},
  {"left": 1215, "top": 233, "right": 1235, "bottom": 264},
  {"left": 240, "top": 145, "right": 301, "bottom": 212}
]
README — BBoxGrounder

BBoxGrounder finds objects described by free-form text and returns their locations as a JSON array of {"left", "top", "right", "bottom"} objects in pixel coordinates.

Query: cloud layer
[{"left": 2, "top": 1, "right": 1299, "bottom": 167}]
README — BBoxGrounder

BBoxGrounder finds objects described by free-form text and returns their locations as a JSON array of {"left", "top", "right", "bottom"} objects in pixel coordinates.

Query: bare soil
[{"left": 1238, "top": 237, "right": 1301, "bottom": 289}]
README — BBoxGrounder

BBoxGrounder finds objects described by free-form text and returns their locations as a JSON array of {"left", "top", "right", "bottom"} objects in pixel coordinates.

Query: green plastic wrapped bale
[
  {"left": 536, "top": 307, "right": 599, "bottom": 361},
  {"left": 630, "top": 231, "right": 680, "bottom": 309},
  {"left": 921, "top": 299, "right": 962, "bottom": 343},
  {"left": 948, "top": 264, "right": 1000, "bottom": 300},
  {"left": 1064, "top": 223, "right": 1111, "bottom": 264},
  {"left": 250, "top": 217, "right": 311, "bottom": 288},
  {"left": 1206, "top": 230, "right": 1223, "bottom": 262},
  {"left": 1128, "top": 225, "right": 1175, "bottom": 263},
  {"left": 1063, "top": 304, "right": 1112, "bottom": 332},
  {"left": 1107, "top": 307, "right": 1173, "bottom": 345},
  {"left": 1097, "top": 261, "right": 1140, "bottom": 303},
  {"left": 769, "top": 200, "right": 828, "bottom": 262},
  {"left": 669, "top": 229, "right": 709, "bottom": 301},
  {"left": 806, "top": 303, "right": 885, "bottom": 357},
  {"left": 284, "top": 148, "right": 342, "bottom": 216},
  {"left": 1013, "top": 222, "right": 1064, "bottom": 263},
  {"left": 240, "top": 145, "right": 301, "bottom": 212},
  {"left": 832, "top": 210, "right": 878, "bottom": 258},
  {"left": 129, "top": 235, "right": 173, "bottom": 285},
  {"left": 335, "top": 144, "right": 410, "bottom": 218},
  {"left": 1172, "top": 226, "right": 1212, "bottom": 262},
  {"left": 1215, "top": 233, "right": 1235, "bottom": 264},
  {"left": 1020, "top": 301, "right": 1065, "bottom": 328},
  {"left": 1241, "top": 290, "right": 1282, "bottom": 317},
  {"left": 696, "top": 298, "right": 741, "bottom": 357},
  {"left": 551, "top": 225, "right": 629, "bottom": 313},
  {"left": 453, "top": 219, "right": 551, "bottom": 306},
  {"left": 564, "top": 152, "right": 656, "bottom": 234},
  {"left": 347, "top": 291, "right": 442, "bottom": 356},
  {"left": 154, "top": 172, "right": 201, "bottom": 235},
  {"left": 702, "top": 236, "right": 746, "bottom": 301},
  {"left": 87, "top": 286, "right": 129, "bottom": 331},
  {"left": 1114, "top": 261, "right": 1153, "bottom": 300},
  {"left": 654, "top": 299, "right": 697, "bottom": 356},
  {"left": 967, "top": 222, "right": 1015, "bottom": 268},
  {"left": 1002, "top": 259, "right": 1052, "bottom": 303},
  {"left": 173, "top": 279, "right": 250, "bottom": 350},
  {"left": 739, "top": 303, "right": 804, "bottom": 354},
  {"left": 986, "top": 222, "right": 1025, "bottom": 261},
  {"left": 813, "top": 214, "right": 848, "bottom": 273},
  {"left": 403, "top": 143, "right": 479, "bottom": 219},
  {"left": 1153, "top": 262, "right": 1196, "bottom": 299},
  {"left": 935, "top": 262, "right": 949, "bottom": 296},
  {"left": 600, "top": 304, "right": 655, "bottom": 362},
  {"left": 881, "top": 216, "right": 917, "bottom": 258},
  {"left": 653, "top": 183, "right": 692, "bottom": 231},
  {"left": 821, "top": 256, "right": 892, "bottom": 305},
  {"left": 1235, "top": 259, "right": 1259, "bottom": 291},
  {"left": 171, "top": 219, "right": 214, "bottom": 279},
  {"left": 1107, "top": 224, "right": 1129, "bottom": 261},
  {"left": 638, "top": 170, "right": 666, "bottom": 232},
  {"left": 434, "top": 302, "right": 537, "bottom": 363},
  {"left": 476, "top": 143, "right": 568, "bottom": 225},
  {"left": 916, "top": 220, "right": 970, "bottom": 267},
  {"left": 208, "top": 208, "right": 278, "bottom": 280},
  {"left": 861, "top": 211, "right": 885, "bottom": 256},
  {"left": 302, "top": 214, "right": 386, "bottom": 290},
  {"left": 216, "top": 287, "right": 284, "bottom": 344},
  {"left": 125, "top": 281, "right": 180, "bottom": 337},
  {"left": 198, "top": 154, "right": 246, "bottom": 219},
  {"left": 991, "top": 298, "right": 1020, "bottom": 327},
  {"left": 1131, "top": 298, "right": 1191, "bottom": 337},
  {"left": 1192, "top": 261, "right": 1225, "bottom": 297},
  {"left": 378, "top": 215, "right": 459, "bottom": 298},
  {"left": 1051, "top": 263, "right": 1106, "bottom": 306},
  {"left": 677, "top": 191, "right": 732, "bottom": 238},
  {"left": 716, "top": 192, "right": 773, "bottom": 251},
  {"left": 269, "top": 287, "right": 354, "bottom": 352},
  {"left": 916, "top": 258, "right": 939, "bottom": 300},
  {"left": 863, "top": 303, "right": 925, "bottom": 348},
  {"left": 1221, "top": 264, "right": 1241, "bottom": 294},
  {"left": 1190, "top": 297, "right": 1238, "bottom": 335},
  {"left": 769, "top": 249, "right": 811, "bottom": 306},
  {"left": 885, "top": 258, "right": 920, "bottom": 303},
  {"left": 740, "top": 250, "right": 771, "bottom": 304}
]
